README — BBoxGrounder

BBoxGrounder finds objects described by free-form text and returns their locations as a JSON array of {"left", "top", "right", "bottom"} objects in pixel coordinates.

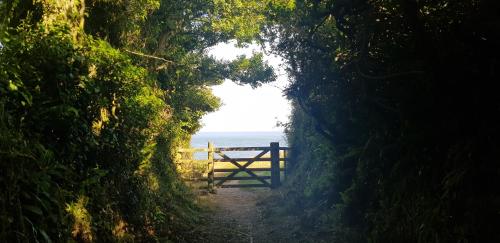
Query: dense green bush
[
  {"left": 253, "top": 0, "right": 500, "bottom": 242},
  {"left": 0, "top": 24, "right": 198, "bottom": 241},
  {"left": 0, "top": 0, "right": 276, "bottom": 241}
]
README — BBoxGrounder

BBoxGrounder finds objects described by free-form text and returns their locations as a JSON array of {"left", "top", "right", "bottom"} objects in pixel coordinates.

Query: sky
[{"left": 198, "top": 42, "right": 291, "bottom": 132}]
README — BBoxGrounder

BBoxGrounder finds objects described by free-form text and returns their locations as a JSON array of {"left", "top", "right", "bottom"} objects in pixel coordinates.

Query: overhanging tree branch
[{"left": 123, "top": 49, "right": 175, "bottom": 64}]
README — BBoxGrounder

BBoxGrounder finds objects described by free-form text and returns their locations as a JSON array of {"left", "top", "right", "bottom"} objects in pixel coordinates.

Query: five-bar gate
[{"left": 178, "top": 142, "right": 288, "bottom": 190}]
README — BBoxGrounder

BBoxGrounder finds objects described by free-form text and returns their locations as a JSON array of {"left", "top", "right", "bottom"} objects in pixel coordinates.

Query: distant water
[{"left": 190, "top": 131, "right": 287, "bottom": 160}]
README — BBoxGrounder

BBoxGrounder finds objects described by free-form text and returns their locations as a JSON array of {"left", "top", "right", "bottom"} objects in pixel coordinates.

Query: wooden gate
[{"left": 178, "top": 142, "right": 288, "bottom": 190}]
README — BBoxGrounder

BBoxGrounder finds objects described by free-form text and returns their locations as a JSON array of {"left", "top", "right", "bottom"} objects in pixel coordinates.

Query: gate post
[
  {"left": 207, "top": 142, "right": 215, "bottom": 193},
  {"left": 270, "top": 142, "right": 280, "bottom": 188}
]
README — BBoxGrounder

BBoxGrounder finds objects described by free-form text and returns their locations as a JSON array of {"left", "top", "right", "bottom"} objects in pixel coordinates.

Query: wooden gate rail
[
  {"left": 177, "top": 142, "right": 289, "bottom": 191},
  {"left": 215, "top": 148, "right": 271, "bottom": 187},
  {"left": 177, "top": 147, "right": 289, "bottom": 153},
  {"left": 213, "top": 168, "right": 285, "bottom": 172}
]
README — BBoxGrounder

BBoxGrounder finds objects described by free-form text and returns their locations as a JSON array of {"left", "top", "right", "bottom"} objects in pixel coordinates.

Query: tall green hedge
[
  {"left": 264, "top": 0, "right": 500, "bottom": 242},
  {"left": 0, "top": 0, "right": 276, "bottom": 241},
  {"left": 0, "top": 24, "right": 201, "bottom": 241}
]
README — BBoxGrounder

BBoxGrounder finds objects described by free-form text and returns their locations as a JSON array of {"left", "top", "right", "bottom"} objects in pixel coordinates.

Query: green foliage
[
  {"left": 211, "top": 0, "right": 295, "bottom": 43},
  {"left": 0, "top": 0, "right": 279, "bottom": 241},
  {"left": 10, "top": 0, "right": 499, "bottom": 242},
  {"left": 0, "top": 22, "right": 196, "bottom": 241},
  {"left": 227, "top": 53, "right": 276, "bottom": 87},
  {"left": 85, "top": 0, "right": 161, "bottom": 46},
  {"left": 257, "top": 0, "right": 500, "bottom": 242}
]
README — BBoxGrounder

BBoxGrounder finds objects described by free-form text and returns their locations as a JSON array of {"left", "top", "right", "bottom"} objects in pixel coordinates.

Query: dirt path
[{"left": 200, "top": 187, "right": 273, "bottom": 243}]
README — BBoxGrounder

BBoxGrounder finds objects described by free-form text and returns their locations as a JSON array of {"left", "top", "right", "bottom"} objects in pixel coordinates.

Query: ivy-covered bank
[{"left": 0, "top": 0, "right": 274, "bottom": 241}]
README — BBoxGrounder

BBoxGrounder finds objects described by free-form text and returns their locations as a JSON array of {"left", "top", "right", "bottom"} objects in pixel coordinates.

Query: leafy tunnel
[{"left": 1, "top": 0, "right": 499, "bottom": 242}]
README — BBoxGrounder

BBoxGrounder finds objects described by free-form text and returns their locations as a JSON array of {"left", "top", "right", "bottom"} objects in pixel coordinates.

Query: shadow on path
[{"left": 199, "top": 188, "right": 272, "bottom": 243}]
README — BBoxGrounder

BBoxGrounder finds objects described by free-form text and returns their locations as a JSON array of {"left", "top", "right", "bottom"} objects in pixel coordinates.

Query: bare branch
[{"left": 123, "top": 49, "right": 175, "bottom": 64}]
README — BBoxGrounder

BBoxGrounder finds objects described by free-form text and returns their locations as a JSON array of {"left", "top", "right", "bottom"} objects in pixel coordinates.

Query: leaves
[
  {"left": 0, "top": 0, "right": 284, "bottom": 241},
  {"left": 23, "top": 205, "right": 43, "bottom": 216},
  {"left": 260, "top": 0, "right": 500, "bottom": 242}
]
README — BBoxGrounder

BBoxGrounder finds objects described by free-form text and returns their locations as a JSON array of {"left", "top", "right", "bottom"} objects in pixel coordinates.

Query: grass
[{"left": 214, "top": 160, "right": 286, "bottom": 186}]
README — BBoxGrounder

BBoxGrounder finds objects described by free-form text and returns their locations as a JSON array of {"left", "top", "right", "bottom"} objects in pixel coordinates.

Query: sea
[{"left": 190, "top": 131, "right": 287, "bottom": 160}]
